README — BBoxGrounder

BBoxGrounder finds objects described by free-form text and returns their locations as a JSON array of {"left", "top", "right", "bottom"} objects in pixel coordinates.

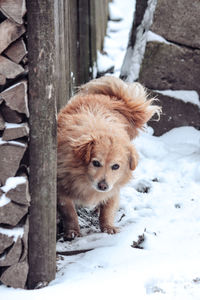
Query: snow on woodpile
[{"left": 0, "top": 0, "right": 29, "bottom": 289}]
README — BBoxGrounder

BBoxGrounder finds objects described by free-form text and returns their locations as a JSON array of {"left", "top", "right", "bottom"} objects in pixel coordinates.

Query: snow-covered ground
[
  {"left": 1, "top": 0, "right": 200, "bottom": 299},
  {"left": 1, "top": 126, "right": 200, "bottom": 299}
]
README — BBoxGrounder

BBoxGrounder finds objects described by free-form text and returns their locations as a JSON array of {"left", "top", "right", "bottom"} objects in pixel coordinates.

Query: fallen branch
[{"left": 56, "top": 248, "right": 94, "bottom": 256}]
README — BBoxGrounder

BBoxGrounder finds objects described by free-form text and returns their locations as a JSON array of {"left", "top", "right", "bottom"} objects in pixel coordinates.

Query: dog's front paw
[
  {"left": 101, "top": 225, "right": 120, "bottom": 234},
  {"left": 63, "top": 229, "right": 81, "bottom": 241}
]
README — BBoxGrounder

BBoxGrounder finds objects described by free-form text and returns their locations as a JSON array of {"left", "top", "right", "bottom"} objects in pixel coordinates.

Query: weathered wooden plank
[
  {"left": 78, "top": 0, "right": 90, "bottom": 84},
  {"left": 26, "top": 0, "right": 57, "bottom": 289},
  {"left": 54, "top": 0, "right": 69, "bottom": 112},
  {"left": 68, "top": 0, "right": 79, "bottom": 93},
  {"left": 89, "top": 0, "right": 97, "bottom": 77}
]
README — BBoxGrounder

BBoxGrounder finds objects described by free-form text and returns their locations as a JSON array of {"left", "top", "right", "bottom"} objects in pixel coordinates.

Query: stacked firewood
[{"left": 0, "top": 0, "right": 29, "bottom": 288}]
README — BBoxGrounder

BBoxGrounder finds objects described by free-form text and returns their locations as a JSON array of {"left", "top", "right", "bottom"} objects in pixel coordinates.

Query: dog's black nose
[{"left": 98, "top": 180, "right": 108, "bottom": 191}]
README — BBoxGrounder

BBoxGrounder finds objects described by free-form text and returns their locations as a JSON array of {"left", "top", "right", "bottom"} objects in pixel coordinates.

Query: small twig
[
  {"left": 131, "top": 234, "right": 145, "bottom": 249},
  {"left": 56, "top": 248, "right": 94, "bottom": 256},
  {"left": 118, "top": 213, "right": 126, "bottom": 223}
]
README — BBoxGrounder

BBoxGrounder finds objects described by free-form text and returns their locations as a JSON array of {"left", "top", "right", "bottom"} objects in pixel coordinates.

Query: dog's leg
[
  {"left": 58, "top": 193, "right": 81, "bottom": 240},
  {"left": 99, "top": 195, "right": 120, "bottom": 234}
]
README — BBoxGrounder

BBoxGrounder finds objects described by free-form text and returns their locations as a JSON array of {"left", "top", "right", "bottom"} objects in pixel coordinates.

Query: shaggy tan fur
[{"left": 57, "top": 76, "right": 160, "bottom": 240}]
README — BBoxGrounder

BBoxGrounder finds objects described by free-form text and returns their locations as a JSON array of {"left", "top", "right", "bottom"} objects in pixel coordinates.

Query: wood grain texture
[{"left": 27, "top": 0, "right": 57, "bottom": 289}]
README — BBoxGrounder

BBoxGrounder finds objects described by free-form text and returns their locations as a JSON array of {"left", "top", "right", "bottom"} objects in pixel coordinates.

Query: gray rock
[
  {"left": 6, "top": 180, "right": 30, "bottom": 205},
  {"left": 2, "top": 123, "right": 29, "bottom": 141},
  {"left": 151, "top": 0, "right": 200, "bottom": 49},
  {"left": 0, "top": 143, "right": 27, "bottom": 185},
  {"left": 139, "top": 42, "right": 200, "bottom": 96},
  {"left": 0, "top": 237, "right": 22, "bottom": 267},
  {"left": 0, "top": 201, "right": 28, "bottom": 226},
  {"left": 0, "top": 233, "right": 14, "bottom": 254},
  {"left": 148, "top": 92, "right": 200, "bottom": 136},
  {"left": 0, "top": 260, "right": 28, "bottom": 289}
]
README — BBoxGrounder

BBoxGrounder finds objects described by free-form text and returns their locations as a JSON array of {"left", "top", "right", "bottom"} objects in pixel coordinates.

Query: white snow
[
  {"left": 1, "top": 0, "right": 200, "bottom": 298},
  {"left": 1, "top": 126, "right": 200, "bottom": 299},
  {"left": 108, "top": 2, "right": 123, "bottom": 21},
  {"left": 147, "top": 30, "right": 171, "bottom": 45},
  {"left": 5, "top": 122, "right": 29, "bottom": 129},
  {"left": 97, "top": 0, "right": 135, "bottom": 77},
  {"left": 1, "top": 176, "right": 27, "bottom": 193},
  {"left": 0, "top": 137, "right": 26, "bottom": 147},
  {"left": 123, "top": 0, "right": 157, "bottom": 82},
  {"left": 154, "top": 90, "right": 200, "bottom": 108},
  {"left": 0, "top": 227, "right": 24, "bottom": 242},
  {"left": 96, "top": 51, "right": 114, "bottom": 74},
  {"left": 0, "top": 193, "right": 11, "bottom": 207},
  {"left": 0, "top": 177, "right": 27, "bottom": 207}
]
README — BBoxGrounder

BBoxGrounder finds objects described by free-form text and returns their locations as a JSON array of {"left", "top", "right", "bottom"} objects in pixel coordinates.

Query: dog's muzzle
[{"left": 97, "top": 179, "right": 109, "bottom": 191}]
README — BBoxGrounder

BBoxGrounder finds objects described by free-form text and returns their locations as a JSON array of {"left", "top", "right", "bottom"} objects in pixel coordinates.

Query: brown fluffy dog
[{"left": 57, "top": 76, "right": 160, "bottom": 240}]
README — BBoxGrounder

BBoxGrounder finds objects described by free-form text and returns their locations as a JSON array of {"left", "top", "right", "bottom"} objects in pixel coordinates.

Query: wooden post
[
  {"left": 78, "top": 0, "right": 90, "bottom": 84},
  {"left": 27, "top": 0, "right": 57, "bottom": 289}
]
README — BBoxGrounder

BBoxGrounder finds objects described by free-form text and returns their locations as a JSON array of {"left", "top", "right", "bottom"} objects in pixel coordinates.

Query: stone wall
[
  {"left": 121, "top": 0, "right": 200, "bottom": 135},
  {"left": 0, "top": 0, "right": 29, "bottom": 288}
]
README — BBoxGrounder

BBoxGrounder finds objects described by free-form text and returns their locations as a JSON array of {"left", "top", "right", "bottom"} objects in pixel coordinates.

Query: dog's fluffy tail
[{"left": 80, "top": 76, "right": 161, "bottom": 138}]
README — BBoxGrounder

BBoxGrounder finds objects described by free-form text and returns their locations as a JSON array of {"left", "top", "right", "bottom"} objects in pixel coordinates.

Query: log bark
[
  {"left": 4, "top": 38, "right": 27, "bottom": 63},
  {"left": 0, "top": 260, "right": 29, "bottom": 289},
  {"left": 1, "top": 103, "right": 23, "bottom": 123},
  {"left": 0, "top": 0, "right": 26, "bottom": 24},
  {"left": 5, "top": 178, "right": 30, "bottom": 205},
  {"left": 0, "top": 74, "right": 6, "bottom": 85},
  {"left": 0, "top": 55, "right": 24, "bottom": 79},
  {"left": 0, "top": 111, "right": 5, "bottom": 130},
  {"left": 27, "top": 0, "right": 57, "bottom": 289},
  {"left": 2, "top": 122, "right": 29, "bottom": 141},
  {"left": 0, "top": 237, "right": 22, "bottom": 267},
  {"left": 0, "top": 81, "right": 29, "bottom": 116},
  {"left": 0, "top": 201, "right": 28, "bottom": 226},
  {"left": 0, "top": 19, "right": 25, "bottom": 53},
  {"left": 0, "top": 233, "right": 13, "bottom": 254},
  {"left": 0, "top": 142, "right": 27, "bottom": 185}
]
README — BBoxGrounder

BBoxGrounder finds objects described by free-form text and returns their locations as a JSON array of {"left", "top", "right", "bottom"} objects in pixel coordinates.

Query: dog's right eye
[{"left": 92, "top": 160, "right": 101, "bottom": 167}]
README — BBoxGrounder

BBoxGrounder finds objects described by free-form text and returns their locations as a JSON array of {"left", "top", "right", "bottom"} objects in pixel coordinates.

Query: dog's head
[{"left": 71, "top": 134, "right": 138, "bottom": 192}]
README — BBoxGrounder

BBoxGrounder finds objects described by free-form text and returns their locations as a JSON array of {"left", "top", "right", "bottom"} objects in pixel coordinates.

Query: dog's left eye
[
  {"left": 92, "top": 160, "right": 101, "bottom": 167},
  {"left": 111, "top": 164, "right": 120, "bottom": 170}
]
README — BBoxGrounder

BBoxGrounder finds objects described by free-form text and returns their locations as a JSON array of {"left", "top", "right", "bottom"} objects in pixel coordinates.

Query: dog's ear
[
  {"left": 71, "top": 135, "right": 94, "bottom": 164},
  {"left": 128, "top": 145, "right": 138, "bottom": 170}
]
